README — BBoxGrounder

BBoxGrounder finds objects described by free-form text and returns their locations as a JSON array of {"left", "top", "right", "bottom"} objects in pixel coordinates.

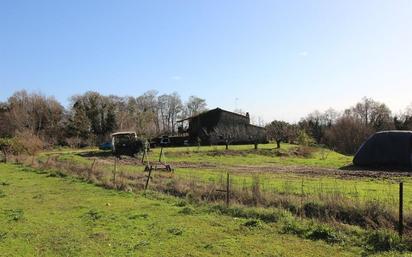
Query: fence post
[
  {"left": 44, "top": 156, "right": 51, "bottom": 167},
  {"left": 301, "top": 178, "right": 304, "bottom": 218},
  {"left": 141, "top": 149, "right": 146, "bottom": 164},
  {"left": 159, "top": 147, "right": 163, "bottom": 162},
  {"left": 89, "top": 159, "right": 96, "bottom": 180},
  {"left": 399, "top": 182, "right": 404, "bottom": 238},
  {"left": 144, "top": 166, "right": 153, "bottom": 192},
  {"left": 113, "top": 157, "right": 117, "bottom": 184},
  {"left": 226, "top": 173, "right": 230, "bottom": 207}
]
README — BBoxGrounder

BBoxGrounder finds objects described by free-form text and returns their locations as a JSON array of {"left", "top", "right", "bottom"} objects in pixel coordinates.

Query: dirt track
[{"left": 171, "top": 161, "right": 412, "bottom": 180}]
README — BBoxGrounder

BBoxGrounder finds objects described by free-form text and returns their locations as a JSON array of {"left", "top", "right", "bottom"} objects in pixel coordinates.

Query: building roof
[
  {"left": 111, "top": 131, "right": 137, "bottom": 136},
  {"left": 177, "top": 107, "right": 249, "bottom": 122}
]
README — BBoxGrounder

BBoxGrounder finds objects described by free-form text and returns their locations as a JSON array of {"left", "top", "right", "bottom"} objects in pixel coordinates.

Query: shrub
[
  {"left": 297, "top": 130, "right": 315, "bottom": 146},
  {"left": 294, "top": 146, "right": 315, "bottom": 158},
  {"left": 0, "top": 131, "right": 44, "bottom": 162},
  {"left": 14, "top": 130, "right": 44, "bottom": 156},
  {"left": 366, "top": 230, "right": 406, "bottom": 252},
  {"left": 306, "top": 224, "right": 343, "bottom": 244},
  {"left": 280, "top": 216, "right": 306, "bottom": 236},
  {"left": 0, "top": 138, "right": 13, "bottom": 162},
  {"left": 303, "top": 201, "right": 325, "bottom": 218}
]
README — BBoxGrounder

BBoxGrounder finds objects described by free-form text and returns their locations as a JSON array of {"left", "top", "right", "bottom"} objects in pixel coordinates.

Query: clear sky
[{"left": 1, "top": 0, "right": 411, "bottom": 122}]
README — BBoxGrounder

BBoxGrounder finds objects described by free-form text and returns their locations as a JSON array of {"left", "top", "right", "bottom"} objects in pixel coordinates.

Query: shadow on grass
[{"left": 77, "top": 151, "right": 113, "bottom": 158}]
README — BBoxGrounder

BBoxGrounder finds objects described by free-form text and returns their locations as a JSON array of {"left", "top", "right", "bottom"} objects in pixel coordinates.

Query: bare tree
[
  {"left": 184, "top": 96, "right": 207, "bottom": 117},
  {"left": 157, "top": 92, "right": 183, "bottom": 134},
  {"left": 350, "top": 97, "right": 393, "bottom": 130},
  {"left": 324, "top": 115, "right": 373, "bottom": 154}
]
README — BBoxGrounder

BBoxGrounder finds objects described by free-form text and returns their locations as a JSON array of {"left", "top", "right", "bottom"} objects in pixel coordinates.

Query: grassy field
[
  {"left": 149, "top": 143, "right": 353, "bottom": 168},
  {"left": 43, "top": 144, "right": 412, "bottom": 210},
  {"left": 0, "top": 163, "right": 369, "bottom": 257}
]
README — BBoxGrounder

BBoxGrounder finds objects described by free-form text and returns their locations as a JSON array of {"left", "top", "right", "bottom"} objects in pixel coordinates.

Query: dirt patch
[
  {"left": 170, "top": 162, "right": 412, "bottom": 180},
  {"left": 164, "top": 147, "right": 315, "bottom": 158}
]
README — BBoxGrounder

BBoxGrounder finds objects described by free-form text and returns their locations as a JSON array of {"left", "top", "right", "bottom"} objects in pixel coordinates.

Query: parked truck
[{"left": 111, "top": 131, "right": 145, "bottom": 157}]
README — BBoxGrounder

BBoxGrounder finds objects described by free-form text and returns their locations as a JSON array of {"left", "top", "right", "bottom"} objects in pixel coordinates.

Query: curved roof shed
[{"left": 353, "top": 130, "right": 412, "bottom": 168}]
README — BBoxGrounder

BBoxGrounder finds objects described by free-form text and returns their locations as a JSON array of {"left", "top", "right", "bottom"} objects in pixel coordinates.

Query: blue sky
[{"left": 1, "top": 0, "right": 411, "bottom": 122}]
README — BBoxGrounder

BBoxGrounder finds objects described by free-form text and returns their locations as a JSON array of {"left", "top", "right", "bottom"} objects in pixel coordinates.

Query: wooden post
[
  {"left": 45, "top": 156, "right": 51, "bottom": 167},
  {"left": 144, "top": 166, "right": 153, "bottom": 192},
  {"left": 89, "top": 159, "right": 96, "bottom": 180},
  {"left": 113, "top": 157, "right": 117, "bottom": 184},
  {"left": 141, "top": 149, "right": 146, "bottom": 164},
  {"left": 301, "top": 178, "right": 304, "bottom": 218},
  {"left": 159, "top": 147, "right": 163, "bottom": 162},
  {"left": 226, "top": 173, "right": 230, "bottom": 207},
  {"left": 399, "top": 182, "right": 404, "bottom": 238}
]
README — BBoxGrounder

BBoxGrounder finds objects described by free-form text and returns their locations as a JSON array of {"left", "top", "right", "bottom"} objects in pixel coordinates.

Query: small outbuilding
[{"left": 353, "top": 130, "right": 412, "bottom": 168}]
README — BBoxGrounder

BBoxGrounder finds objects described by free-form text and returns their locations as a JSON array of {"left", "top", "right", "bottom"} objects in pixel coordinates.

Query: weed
[
  {"left": 4, "top": 209, "right": 24, "bottom": 221},
  {"left": 174, "top": 200, "right": 187, "bottom": 207},
  {"left": 47, "top": 170, "right": 67, "bottom": 178},
  {"left": 305, "top": 224, "right": 343, "bottom": 244},
  {"left": 167, "top": 227, "right": 183, "bottom": 236},
  {"left": 210, "top": 205, "right": 282, "bottom": 223},
  {"left": 243, "top": 219, "right": 263, "bottom": 229},
  {"left": 0, "top": 231, "right": 6, "bottom": 241},
  {"left": 179, "top": 206, "right": 195, "bottom": 215},
  {"left": 365, "top": 230, "right": 406, "bottom": 252},
  {"left": 129, "top": 213, "right": 149, "bottom": 219},
  {"left": 0, "top": 190, "right": 5, "bottom": 198},
  {"left": 280, "top": 217, "right": 306, "bottom": 236},
  {"left": 303, "top": 201, "right": 325, "bottom": 218},
  {"left": 134, "top": 240, "right": 149, "bottom": 250},
  {"left": 84, "top": 209, "right": 102, "bottom": 222}
]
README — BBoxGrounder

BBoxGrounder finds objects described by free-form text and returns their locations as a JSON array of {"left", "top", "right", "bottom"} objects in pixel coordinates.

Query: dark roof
[{"left": 177, "top": 107, "right": 249, "bottom": 122}]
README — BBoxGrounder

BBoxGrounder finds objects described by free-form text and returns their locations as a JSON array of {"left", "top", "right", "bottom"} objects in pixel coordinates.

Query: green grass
[
  {"left": 151, "top": 143, "right": 352, "bottom": 168},
  {"left": 0, "top": 163, "right": 367, "bottom": 257},
  {"left": 40, "top": 144, "right": 412, "bottom": 210}
]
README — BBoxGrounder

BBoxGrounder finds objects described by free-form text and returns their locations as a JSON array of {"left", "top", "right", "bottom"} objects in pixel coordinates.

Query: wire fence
[{"left": 9, "top": 153, "right": 412, "bottom": 236}]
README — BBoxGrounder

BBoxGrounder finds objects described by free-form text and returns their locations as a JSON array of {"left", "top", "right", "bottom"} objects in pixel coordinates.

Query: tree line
[
  {"left": 266, "top": 97, "right": 412, "bottom": 154},
  {"left": 1, "top": 90, "right": 412, "bottom": 155},
  {"left": 0, "top": 90, "right": 207, "bottom": 147}
]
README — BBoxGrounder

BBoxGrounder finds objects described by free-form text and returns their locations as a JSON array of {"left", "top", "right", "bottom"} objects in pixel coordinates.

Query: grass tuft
[
  {"left": 167, "top": 227, "right": 183, "bottom": 236},
  {"left": 4, "top": 209, "right": 24, "bottom": 222},
  {"left": 242, "top": 219, "right": 263, "bottom": 229},
  {"left": 179, "top": 206, "right": 195, "bottom": 215},
  {"left": 83, "top": 209, "right": 103, "bottom": 222}
]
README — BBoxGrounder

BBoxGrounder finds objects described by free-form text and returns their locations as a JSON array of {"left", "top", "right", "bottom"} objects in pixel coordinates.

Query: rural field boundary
[{"left": 7, "top": 152, "right": 412, "bottom": 240}]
